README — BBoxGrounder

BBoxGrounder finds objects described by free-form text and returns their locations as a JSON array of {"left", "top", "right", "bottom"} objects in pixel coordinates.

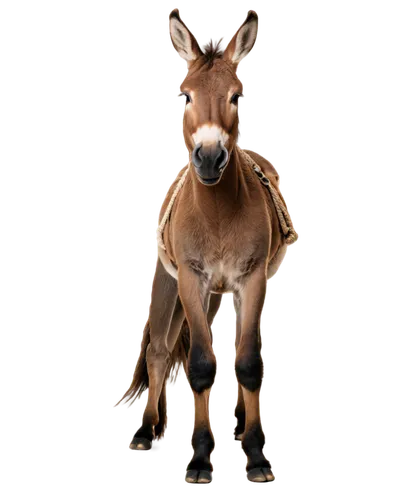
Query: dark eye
[
  {"left": 231, "top": 93, "right": 243, "bottom": 105},
  {"left": 179, "top": 94, "right": 192, "bottom": 104},
  {"left": 179, "top": 92, "right": 192, "bottom": 104}
]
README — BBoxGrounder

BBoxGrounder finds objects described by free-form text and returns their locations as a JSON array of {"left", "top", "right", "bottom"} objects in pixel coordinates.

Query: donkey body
[{"left": 120, "top": 10, "right": 293, "bottom": 483}]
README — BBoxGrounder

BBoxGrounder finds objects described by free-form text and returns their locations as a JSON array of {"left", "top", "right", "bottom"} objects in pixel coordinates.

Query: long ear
[
  {"left": 169, "top": 9, "right": 203, "bottom": 66},
  {"left": 223, "top": 11, "right": 258, "bottom": 66}
]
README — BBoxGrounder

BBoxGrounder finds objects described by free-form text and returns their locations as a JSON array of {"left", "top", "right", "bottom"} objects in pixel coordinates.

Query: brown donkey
[{"left": 119, "top": 9, "right": 296, "bottom": 483}]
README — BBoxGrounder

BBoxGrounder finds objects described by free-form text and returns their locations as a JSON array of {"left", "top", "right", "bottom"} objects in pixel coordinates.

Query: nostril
[
  {"left": 215, "top": 149, "right": 225, "bottom": 167},
  {"left": 192, "top": 143, "right": 203, "bottom": 167},
  {"left": 216, "top": 146, "right": 228, "bottom": 170}
]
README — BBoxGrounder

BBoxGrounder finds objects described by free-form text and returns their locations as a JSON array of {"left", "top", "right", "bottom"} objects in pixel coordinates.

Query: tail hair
[
  {"left": 169, "top": 319, "right": 190, "bottom": 381},
  {"left": 116, "top": 321, "right": 150, "bottom": 406},
  {"left": 113, "top": 319, "right": 190, "bottom": 408}
]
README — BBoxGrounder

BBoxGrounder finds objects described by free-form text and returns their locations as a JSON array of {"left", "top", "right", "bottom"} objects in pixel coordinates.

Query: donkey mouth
[{"left": 198, "top": 176, "right": 221, "bottom": 186}]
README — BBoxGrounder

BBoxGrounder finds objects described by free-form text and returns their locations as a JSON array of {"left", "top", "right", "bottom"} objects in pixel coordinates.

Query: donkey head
[{"left": 169, "top": 9, "right": 258, "bottom": 185}]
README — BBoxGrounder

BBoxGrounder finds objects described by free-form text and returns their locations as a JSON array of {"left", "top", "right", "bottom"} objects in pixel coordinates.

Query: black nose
[{"left": 192, "top": 143, "right": 228, "bottom": 182}]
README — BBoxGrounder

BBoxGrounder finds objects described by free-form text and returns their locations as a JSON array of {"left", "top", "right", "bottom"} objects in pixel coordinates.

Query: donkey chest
[{"left": 178, "top": 214, "right": 270, "bottom": 292}]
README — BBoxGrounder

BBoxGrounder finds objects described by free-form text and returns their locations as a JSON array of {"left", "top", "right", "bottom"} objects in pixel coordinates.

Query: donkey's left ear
[{"left": 223, "top": 11, "right": 258, "bottom": 66}]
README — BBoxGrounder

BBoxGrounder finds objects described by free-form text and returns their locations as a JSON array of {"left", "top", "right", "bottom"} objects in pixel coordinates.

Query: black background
[{"left": 80, "top": 1, "right": 309, "bottom": 494}]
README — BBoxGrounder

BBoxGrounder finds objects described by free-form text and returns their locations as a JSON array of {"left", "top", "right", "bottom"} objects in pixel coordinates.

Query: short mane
[{"left": 203, "top": 39, "right": 223, "bottom": 66}]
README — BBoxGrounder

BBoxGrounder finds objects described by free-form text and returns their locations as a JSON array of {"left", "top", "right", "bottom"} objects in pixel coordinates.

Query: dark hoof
[
  {"left": 185, "top": 470, "right": 212, "bottom": 484},
  {"left": 129, "top": 437, "right": 152, "bottom": 450},
  {"left": 247, "top": 467, "right": 275, "bottom": 483},
  {"left": 235, "top": 433, "right": 243, "bottom": 441}
]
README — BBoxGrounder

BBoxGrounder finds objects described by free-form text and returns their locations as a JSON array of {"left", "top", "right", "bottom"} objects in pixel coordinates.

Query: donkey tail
[{"left": 116, "top": 321, "right": 150, "bottom": 406}]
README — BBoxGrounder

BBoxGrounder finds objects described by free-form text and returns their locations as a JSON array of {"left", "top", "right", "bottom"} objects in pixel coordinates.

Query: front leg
[
  {"left": 178, "top": 265, "right": 216, "bottom": 484},
  {"left": 235, "top": 265, "right": 275, "bottom": 483}
]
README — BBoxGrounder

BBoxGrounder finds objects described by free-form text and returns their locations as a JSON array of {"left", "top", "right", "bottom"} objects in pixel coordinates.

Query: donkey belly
[
  {"left": 205, "top": 247, "right": 287, "bottom": 292},
  {"left": 267, "top": 244, "right": 287, "bottom": 280},
  {"left": 158, "top": 247, "right": 178, "bottom": 280}
]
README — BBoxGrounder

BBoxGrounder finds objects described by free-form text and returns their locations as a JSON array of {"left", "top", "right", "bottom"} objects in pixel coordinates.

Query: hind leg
[
  {"left": 152, "top": 296, "right": 187, "bottom": 437},
  {"left": 130, "top": 259, "right": 179, "bottom": 450},
  {"left": 137, "top": 293, "right": 188, "bottom": 444},
  {"left": 153, "top": 380, "right": 167, "bottom": 438}
]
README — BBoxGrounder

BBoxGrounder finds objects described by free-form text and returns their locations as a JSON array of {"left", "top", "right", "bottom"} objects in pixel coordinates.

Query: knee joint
[
  {"left": 188, "top": 344, "right": 216, "bottom": 393},
  {"left": 235, "top": 351, "right": 263, "bottom": 391},
  {"left": 146, "top": 343, "right": 170, "bottom": 367}
]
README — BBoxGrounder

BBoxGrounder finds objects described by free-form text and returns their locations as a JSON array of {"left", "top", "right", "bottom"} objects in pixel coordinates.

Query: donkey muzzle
[{"left": 192, "top": 143, "right": 229, "bottom": 185}]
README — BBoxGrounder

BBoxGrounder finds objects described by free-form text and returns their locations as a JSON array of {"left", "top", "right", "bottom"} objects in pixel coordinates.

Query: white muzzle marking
[{"left": 192, "top": 125, "right": 228, "bottom": 146}]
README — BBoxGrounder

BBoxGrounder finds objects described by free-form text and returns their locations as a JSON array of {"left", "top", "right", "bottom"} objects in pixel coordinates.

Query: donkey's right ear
[{"left": 169, "top": 9, "right": 203, "bottom": 66}]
